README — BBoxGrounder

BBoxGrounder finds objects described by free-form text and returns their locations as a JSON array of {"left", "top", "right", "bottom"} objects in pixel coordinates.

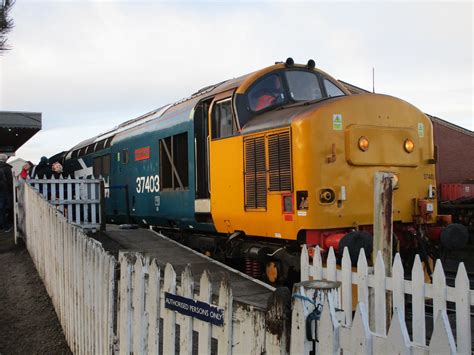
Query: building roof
[
  {"left": 427, "top": 114, "right": 474, "bottom": 136},
  {"left": 0, "top": 111, "right": 42, "bottom": 153}
]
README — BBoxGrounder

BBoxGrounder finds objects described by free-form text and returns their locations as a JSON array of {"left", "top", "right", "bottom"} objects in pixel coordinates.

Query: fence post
[
  {"left": 100, "top": 179, "right": 106, "bottom": 231},
  {"left": 372, "top": 171, "right": 395, "bottom": 329},
  {"left": 290, "top": 280, "right": 340, "bottom": 354},
  {"left": 265, "top": 287, "right": 291, "bottom": 354}
]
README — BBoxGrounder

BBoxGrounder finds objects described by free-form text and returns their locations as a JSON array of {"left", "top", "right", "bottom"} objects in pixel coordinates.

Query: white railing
[
  {"left": 18, "top": 182, "right": 289, "bottom": 354},
  {"left": 19, "top": 183, "right": 116, "bottom": 354},
  {"left": 117, "top": 253, "right": 287, "bottom": 355},
  {"left": 298, "top": 245, "right": 473, "bottom": 354},
  {"left": 29, "top": 176, "right": 104, "bottom": 230}
]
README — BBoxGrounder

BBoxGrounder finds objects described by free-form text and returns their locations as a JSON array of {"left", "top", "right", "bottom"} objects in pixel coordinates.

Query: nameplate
[{"left": 164, "top": 292, "right": 224, "bottom": 326}]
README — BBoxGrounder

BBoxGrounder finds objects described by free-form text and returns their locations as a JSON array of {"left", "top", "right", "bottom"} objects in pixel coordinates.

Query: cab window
[
  {"left": 211, "top": 98, "right": 236, "bottom": 139},
  {"left": 248, "top": 74, "right": 285, "bottom": 112},
  {"left": 324, "top": 79, "right": 345, "bottom": 98},
  {"left": 285, "top": 70, "right": 322, "bottom": 101}
]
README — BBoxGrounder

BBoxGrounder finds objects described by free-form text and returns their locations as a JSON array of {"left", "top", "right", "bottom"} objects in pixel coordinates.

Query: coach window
[
  {"left": 324, "top": 79, "right": 345, "bottom": 98},
  {"left": 79, "top": 147, "right": 87, "bottom": 157},
  {"left": 93, "top": 154, "right": 111, "bottom": 177},
  {"left": 122, "top": 149, "right": 129, "bottom": 164},
  {"left": 211, "top": 98, "right": 237, "bottom": 139},
  {"left": 160, "top": 132, "right": 189, "bottom": 190}
]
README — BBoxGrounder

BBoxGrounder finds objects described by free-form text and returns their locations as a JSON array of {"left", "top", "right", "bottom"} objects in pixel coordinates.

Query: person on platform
[
  {"left": 31, "top": 156, "right": 51, "bottom": 179},
  {"left": 51, "top": 162, "right": 63, "bottom": 179},
  {"left": 0, "top": 153, "right": 13, "bottom": 233},
  {"left": 18, "top": 161, "right": 33, "bottom": 182}
]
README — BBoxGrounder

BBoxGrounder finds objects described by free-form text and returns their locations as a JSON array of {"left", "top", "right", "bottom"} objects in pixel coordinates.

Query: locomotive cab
[{"left": 207, "top": 60, "right": 467, "bottom": 283}]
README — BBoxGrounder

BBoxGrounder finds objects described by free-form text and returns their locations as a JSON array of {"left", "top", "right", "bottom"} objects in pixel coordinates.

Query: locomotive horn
[
  {"left": 307, "top": 59, "right": 315, "bottom": 69},
  {"left": 285, "top": 57, "right": 294, "bottom": 67}
]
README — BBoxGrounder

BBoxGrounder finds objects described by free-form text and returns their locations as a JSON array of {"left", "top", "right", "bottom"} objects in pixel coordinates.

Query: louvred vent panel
[
  {"left": 268, "top": 131, "right": 292, "bottom": 191},
  {"left": 244, "top": 136, "right": 267, "bottom": 209}
]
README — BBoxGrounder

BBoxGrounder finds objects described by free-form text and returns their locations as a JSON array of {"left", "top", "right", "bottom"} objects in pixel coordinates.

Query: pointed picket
[
  {"left": 147, "top": 260, "right": 161, "bottom": 355},
  {"left": 341, "top": 247, "right": 353, "bottom": 326},
  {"left": 163, "top": 263, "right": 177, "bottom": 355},
  {"left": 319, "top": 297, "right": 340, "bottom": 354},
  {"left": 429, "top": 310, "right": 456, "bottom": 355},
  {"left": 392, "top": 253, "right": 405, "bottom": 317},
  {"left": 132, "top": 255, "right": 147, "bottom": 355},
  {"left": 197, "top": 270, "right": 212, "bottom": 355},
  {"left": 411, "top": 255, "right": 426, "bottom": 346},
  {"left": 455, "top": 262, "right": 471, "bottom": 354},
  {"left": 327, "top": 247, "right": 337, "bottom": 281},
  {"left": 312, "top": 245, "right": 323, "bottom": 280},
  {"left": 290, "top": 290, "right": 312, "bottom": 354},
  {"left": 432, "top": 259, "right": 447, "bottom": 324},
  {"left": 374, "top": 251, "right": 387, "bottom": 335},
  {"left": 350, "top": 303, "right": 373, "bottom": 354},
  {"left": 217, "top": 276, "right": 233, "bottom": 355},
  {"left": 179, "top": 265, "right": 194, "bottom": 355},
  {"left": 118, "top": 254, "right": 134, "bottom": 355},
  {"left": 385, "top": 307, "right": 411, "bottom": 355},
  {"left": 357, "top": 249, "right": 369, "bottom": 308},
  {"left": 301, "top": 244, "right": 309, "bottom": 281}
]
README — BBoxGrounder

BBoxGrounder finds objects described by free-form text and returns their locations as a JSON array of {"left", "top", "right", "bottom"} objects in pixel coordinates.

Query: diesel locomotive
[{"left": 60, "top": 58, "right": 467, "bottom": 283}]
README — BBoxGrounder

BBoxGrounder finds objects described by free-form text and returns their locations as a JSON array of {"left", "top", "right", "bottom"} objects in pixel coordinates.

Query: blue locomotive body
[{"left": 64, "top": 96, "right": 216, "bottom": 233}]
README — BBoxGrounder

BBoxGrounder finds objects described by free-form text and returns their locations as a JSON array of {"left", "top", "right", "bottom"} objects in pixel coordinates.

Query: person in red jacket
[{"left": 253, "top": 75, "right": 285, "bottom": 111}]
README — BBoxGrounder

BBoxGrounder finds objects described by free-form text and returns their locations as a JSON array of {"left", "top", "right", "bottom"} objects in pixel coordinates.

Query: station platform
[{"left": 97, "top": 225, "right": 275, "bottom": 310}]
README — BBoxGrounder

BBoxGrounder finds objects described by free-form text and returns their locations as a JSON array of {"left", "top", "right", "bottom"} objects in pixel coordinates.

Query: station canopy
[{"left": 0, "top": 111, "right": 42, "bottom": 154}]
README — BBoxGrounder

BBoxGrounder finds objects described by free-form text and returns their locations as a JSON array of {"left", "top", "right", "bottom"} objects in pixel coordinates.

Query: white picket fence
[
  {"left": 20, "top": 183, "right": 116, "bottom": 354},
  {"left": 29, "top": 176, "right": 104, "bottom": 230},
  {"left": 117, "top": 253, "right": 287, "bottom": 355},
  {"left": 18, "top": 182, "right": 288, "bottom": 355},
  {"left": 298, "top": 245, "right": 474, "bottom": 354},
  {"left": 18, "top": 177, "right": 474, "bottom": 354}
]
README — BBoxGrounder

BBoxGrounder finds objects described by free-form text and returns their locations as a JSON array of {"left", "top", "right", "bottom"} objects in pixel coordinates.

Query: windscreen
[{"left": 286, "top": 70, "right": 323, "bottom": 101}]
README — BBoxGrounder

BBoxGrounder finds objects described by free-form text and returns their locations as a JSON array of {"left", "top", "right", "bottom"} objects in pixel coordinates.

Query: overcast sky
[{"left": 0, "top": 0, "right": 472, "bottom": 163}]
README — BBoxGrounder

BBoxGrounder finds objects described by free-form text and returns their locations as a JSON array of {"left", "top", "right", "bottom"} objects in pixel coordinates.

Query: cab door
[
  {"left": 207, "top": 89, "right": 243, "bottom": 233},
  {"left": 193, "top": 99, "right": 212, "bottom": 217}
]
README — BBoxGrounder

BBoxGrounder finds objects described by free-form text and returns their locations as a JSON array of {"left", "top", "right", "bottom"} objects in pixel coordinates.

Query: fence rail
[
  {"left": 299, "top": 245, "right": 473, "bottom": 354},
  {"left": 19, "top": 183, "right": 116, "bottom": 354}
]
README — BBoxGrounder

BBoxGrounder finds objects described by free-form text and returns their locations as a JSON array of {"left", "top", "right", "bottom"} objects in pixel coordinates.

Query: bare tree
[{"left": 0, "top": 0, "right": 15, "bottom": 52}]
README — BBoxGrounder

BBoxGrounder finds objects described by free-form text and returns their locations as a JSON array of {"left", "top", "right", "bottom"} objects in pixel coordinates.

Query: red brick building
[
  {"left": 339, "top": 81, "right": 474, "bottom": 188},
  {"left": 429, "top": 116, "right": 474, "bottom": 186}
]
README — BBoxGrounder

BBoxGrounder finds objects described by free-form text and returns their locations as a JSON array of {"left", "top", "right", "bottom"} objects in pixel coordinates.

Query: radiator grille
[
  {"left": 244, "top": 136, "right": 267, "bottom": 209},
  {"left": 268, "top": 131, "right": 292, "bottom": 191}
]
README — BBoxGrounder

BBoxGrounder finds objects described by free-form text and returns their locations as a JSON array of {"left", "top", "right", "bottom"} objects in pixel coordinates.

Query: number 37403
[{"left": 136, "top": 175, "right": 160, "bottom": 193}]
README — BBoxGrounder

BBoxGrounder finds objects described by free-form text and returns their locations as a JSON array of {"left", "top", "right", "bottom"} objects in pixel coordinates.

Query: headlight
[
  {"left": 404, "top": 139, "right": 414, "bottom": 153},
  {"left": 358, "top": 136, "right": 369, "bottom": 151}
]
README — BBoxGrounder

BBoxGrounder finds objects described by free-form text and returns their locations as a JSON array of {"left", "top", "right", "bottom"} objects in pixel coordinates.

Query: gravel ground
[{"left": 0, "top": 231, "right": 71, "bottom": 355}]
